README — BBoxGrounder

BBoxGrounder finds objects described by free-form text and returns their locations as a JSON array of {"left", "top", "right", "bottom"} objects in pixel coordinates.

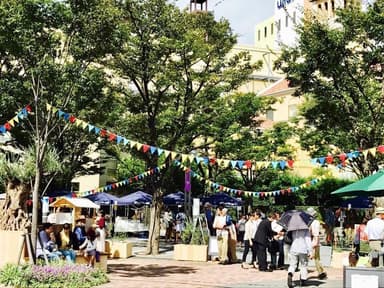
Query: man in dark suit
[{"left": 254, "top": 212, "right": 276, "bottom": 271}]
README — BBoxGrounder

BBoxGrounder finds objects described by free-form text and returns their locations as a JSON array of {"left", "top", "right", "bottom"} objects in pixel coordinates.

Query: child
[
  {"left": 45, "top": 232, "right": 63, "bottom": 259},
  {"left": 80, "top": 228, "right": 97, "bottom": 267}
]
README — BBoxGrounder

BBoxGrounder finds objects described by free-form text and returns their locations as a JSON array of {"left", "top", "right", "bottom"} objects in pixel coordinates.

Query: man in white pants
[
  {"left": 307, "top": 207, "right": 327, "bottom": 279},
  {"left": 366, "top": 207, "right": 384, "bottom": 267},
  {"left": 287, "top": 229, "right": 312, "bottom": 288}
]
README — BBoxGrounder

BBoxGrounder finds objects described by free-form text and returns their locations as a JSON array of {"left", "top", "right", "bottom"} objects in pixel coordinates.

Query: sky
[{"left": 174, "top": 0, "right": 274, "bottom": 45}]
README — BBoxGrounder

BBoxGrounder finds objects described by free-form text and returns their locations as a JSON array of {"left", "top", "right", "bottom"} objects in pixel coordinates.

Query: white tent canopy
[{"left": 50, "top": 197, "right": 100, "bottom": 209}]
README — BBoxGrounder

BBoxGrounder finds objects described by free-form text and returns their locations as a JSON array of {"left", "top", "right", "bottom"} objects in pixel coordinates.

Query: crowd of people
[
  {"left": 201, "top": 204, "right": 327, "bottom": 288},
  {"left": 36, "top": 210, "right": 107, "bottom": 267}
]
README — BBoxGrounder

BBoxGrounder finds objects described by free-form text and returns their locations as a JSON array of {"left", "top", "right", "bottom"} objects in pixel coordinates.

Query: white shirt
[
  {"left": 272, "top": 220, "right": 284, "bottom": 240},
  {"left": 309, "top": 219, "right": 321, "bottom": 246},
  {"left": 213, "top": 215, "right": 228, "bottom": 236},
  {"left": 244, "top": 220, "right": 257, "bottom": 241},
  {"left": 366, "top": 217, "right": 384, "bottom": 240},
  {"left": 290, "top": 229, "right": 312, "bottom": 254}
]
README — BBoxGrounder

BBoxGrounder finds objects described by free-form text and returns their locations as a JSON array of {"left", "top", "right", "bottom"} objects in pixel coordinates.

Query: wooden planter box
[
  {"left": 105, "top": 240, "right": 133, "bottom": 258},
  {"left": 0, "top": 230, "right": 25, "bottom": 268},
  {"left": 173, "top": 244, "right": 208, "bottom": 262},
  {"left": 75, "top": 251, "right": 109, "bottom": 271}
]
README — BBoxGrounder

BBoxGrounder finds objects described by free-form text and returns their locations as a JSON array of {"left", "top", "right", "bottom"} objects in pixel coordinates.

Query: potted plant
[
  {"left": 105, "top": 233, "right": 133, "bottom": 258},
  {"left": 174, "top": 215, "right": 209, "bottom": 262}
]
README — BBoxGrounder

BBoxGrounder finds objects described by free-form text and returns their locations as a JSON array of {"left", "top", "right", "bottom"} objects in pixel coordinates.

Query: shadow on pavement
[
  {"left": 107, "top": 263, "right": 197, "bottom": 278},
  {"left": 293, "top": 279, "right": 325, "bottom": 287}
]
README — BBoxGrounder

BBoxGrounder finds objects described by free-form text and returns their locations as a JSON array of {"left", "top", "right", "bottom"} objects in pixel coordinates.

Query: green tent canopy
[{"left": 331, "top": 170, "right": 384, "bottom": 197}]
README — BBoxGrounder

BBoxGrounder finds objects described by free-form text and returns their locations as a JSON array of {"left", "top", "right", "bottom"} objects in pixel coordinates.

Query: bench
[{"left": 75, "top": 251, "right": 110, "bottom": 271}]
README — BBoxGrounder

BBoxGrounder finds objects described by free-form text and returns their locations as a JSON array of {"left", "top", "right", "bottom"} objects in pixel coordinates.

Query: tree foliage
[{"left": 275, "top": 0, "right": 384, "bottom": 177}]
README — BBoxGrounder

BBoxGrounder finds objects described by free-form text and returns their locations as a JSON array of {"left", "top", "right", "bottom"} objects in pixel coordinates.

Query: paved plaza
[{"left": 98, "top": 239, "right": 344, "bottom": 288}]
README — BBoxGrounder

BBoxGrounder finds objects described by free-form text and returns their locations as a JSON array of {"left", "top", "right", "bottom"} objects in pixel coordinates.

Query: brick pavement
[{"left": 98, "top": 256, "right": 344, "bottom": 288}]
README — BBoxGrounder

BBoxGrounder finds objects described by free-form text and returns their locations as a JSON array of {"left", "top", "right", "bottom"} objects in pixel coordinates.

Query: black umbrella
[{"left": 278, "top": 210, "right": 314, "bottom": 232}]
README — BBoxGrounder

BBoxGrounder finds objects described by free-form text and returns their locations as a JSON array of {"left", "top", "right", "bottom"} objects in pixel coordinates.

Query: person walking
[
  {"left": 307, "top": 207, "right": 327, "bottom": 279},
  {"left": 365, "top": 207, "right": 384, "bottom": 267},
  {"left": 241, "top": 212, "right": 257, "bottom": 268},
  {"left": 287, "top": 228, "right": 312, "bottom": 288}
]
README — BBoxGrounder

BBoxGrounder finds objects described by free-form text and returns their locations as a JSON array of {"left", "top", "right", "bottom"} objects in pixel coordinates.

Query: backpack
[{"left": 284, "top": 231, "right": 293, "bottom": 245}]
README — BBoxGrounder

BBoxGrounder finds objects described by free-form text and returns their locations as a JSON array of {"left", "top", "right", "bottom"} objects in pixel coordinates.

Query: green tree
[
  {"left": 0, "top": 0, "right": 122, "bottom": 248},
  {"left": 275, "top": 1, "right": 384, "bottom": 178},
  {"left": 110, "top": 0, "right": 260, "bottom": 254}
]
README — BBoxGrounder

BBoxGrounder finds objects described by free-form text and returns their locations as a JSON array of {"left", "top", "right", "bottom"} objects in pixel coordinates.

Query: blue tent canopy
[
  {"left": 45, "top": 190, "right": 72, "bottom": 198},
  {"left": 85, "top": 192, "right": 125, "bottom": 206},
  {"left": 201, "top": 192, "right": 243, "bottom": 207},
  {"left": 119, "top": 191, "right": 152, "bottom": 205},
  {"left": 340, "top": 196, "right": 373, "bottom": 209},
  {"left": 163, "top": 191, "right": 184, "bottom": 205}
]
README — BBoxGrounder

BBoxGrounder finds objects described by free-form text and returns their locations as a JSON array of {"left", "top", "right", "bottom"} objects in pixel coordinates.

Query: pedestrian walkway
[{"left": 98, "top": 239, "right": 344, "bottom": 288}]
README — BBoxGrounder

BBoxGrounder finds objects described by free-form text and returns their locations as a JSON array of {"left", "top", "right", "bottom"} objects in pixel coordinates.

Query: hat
[
  {"left": 306, "top": 207, "right": 317, "bottom": 217},
  {"left": 375, "top": 207, "right": 384, "bottom": 214},
  {"left": 204, "top": 202, "right": 212, "bottom": 208},
  {"left": 76, "top": 215, "right": 86, "bottom": 221}
]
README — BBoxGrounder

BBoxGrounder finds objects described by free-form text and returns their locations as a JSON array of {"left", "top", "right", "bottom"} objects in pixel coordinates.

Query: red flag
[{"left": 142, "top": 144, "right": 150, "bottom": 153}]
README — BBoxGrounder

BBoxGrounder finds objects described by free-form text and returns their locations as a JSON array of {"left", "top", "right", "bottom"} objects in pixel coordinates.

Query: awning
[{"left": 50, "top": 197, "right": 100, "bottom": 209}]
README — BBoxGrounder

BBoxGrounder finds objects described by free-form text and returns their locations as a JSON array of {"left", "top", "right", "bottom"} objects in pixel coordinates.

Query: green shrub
[{"left": 0, "top": 262, "right": 108, "bottom": 288}]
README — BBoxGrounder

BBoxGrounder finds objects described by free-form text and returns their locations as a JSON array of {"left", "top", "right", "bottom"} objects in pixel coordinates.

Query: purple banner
[{"left": 184, "top": 169, "right": 191, "bottom": 193}]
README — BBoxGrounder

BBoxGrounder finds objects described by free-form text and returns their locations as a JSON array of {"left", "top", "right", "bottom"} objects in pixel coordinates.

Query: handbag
[{"left": 284, "top": 231, "right": 293, "bottom": 245}]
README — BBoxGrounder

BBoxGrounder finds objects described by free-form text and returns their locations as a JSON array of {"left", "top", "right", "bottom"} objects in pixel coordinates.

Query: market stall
[{"left": 49, "top": 197, "right": 100, "bottom": 228}]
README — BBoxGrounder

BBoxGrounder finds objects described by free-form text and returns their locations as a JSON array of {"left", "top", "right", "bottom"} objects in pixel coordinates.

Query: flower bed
[{"left": 0, "top": 262, "right": 108, "bottom": 288}]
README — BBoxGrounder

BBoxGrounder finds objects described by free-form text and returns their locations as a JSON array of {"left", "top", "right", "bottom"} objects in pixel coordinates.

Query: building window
[
  {"left": 271, "top": 23, "right": 274, "bottom": 35},
  {"left": 288, "top": 104, "right": 298, "bottom": 118},
  {"left": 286, "top": 15, "right": 289, "bottom": 27},
  {"left": 331, "top": 1, "right": 335, "bottom": 11},
  {"left": 318, "top": 3, "right": 322, "bottom": 9},
  {"left": 266, "top": 110, "right": 274, "bottom": 121},
  {"left": 258, "top": 30, "right": 261, "bottom": 41},
  {"left": 264, "top": 26, "right": 267, "bottom": 38},
  {"left": 325, "top": 2, "right": 328, "bottom": 10},
  {"left": 278, "top": 19, "right": 281, "bottom": 31},
  {"left": 293, "top": 11, "right": 296, "bottom": 24}
]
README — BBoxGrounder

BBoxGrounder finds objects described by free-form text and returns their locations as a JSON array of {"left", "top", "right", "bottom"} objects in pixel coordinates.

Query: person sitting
[
  {"left": 36, "top": 222, "right": 62, "bottom": 262},
  {"left": 72, "top": 216, "right": 86, "bottom": 250},
  {"left": 79, "top": 228, "right": 97, "bottom": 267},
  {"left": 57, "top": 223, "right": 76, "bottom": 263}
]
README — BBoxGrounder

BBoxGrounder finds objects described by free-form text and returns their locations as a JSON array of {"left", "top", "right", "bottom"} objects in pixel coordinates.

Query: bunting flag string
[
  {"left": 77, "top": 157, "right": 325, "bottom": 200},
  {"left": 75, "top": 163, "right": 167, "bottom": 197},
  {"left": 174, "top": 160, "right": 326, "bottom": 199},
  {"left": 0, "top": 105, "right": 32, "bottom": 134},
  {"left": 309, "top": 146, "right": 384, "bottom": 169},
  {"left": 47, "top": 104, "right": 294, "bottom": 171},
  {"left": 46, "top": 104, "right": 384, "bottom": 171}
]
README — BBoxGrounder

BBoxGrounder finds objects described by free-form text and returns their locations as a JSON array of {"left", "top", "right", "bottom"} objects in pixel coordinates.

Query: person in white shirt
[
  {"left": 287, "top": 228, "right": 312, "bottom": 288},
  {"left": 365, "top": 207, "right": 384, "bottom": 267},
  {"left": 241, "top": 212, "right": 256, "bottom": 268},
  {"left": 213, "top": 205, "right": 229, "bottom": 264},
  {"left": 307, "top": 207, "right": 327, "bottom": 279},
  {"left": 271, "top": 212, "right": 284, "bottom": 270}
]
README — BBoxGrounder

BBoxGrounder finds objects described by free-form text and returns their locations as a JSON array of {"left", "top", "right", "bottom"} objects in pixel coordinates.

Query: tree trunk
[
  {"left": 146, "top": 188, "right": 163, "bottom": 255},
  {"left": 0, "top": 180, "right": 30, "bottom": 231},
  {"left": 31, "top": 171, "right": 41, "bottom": 250}
]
